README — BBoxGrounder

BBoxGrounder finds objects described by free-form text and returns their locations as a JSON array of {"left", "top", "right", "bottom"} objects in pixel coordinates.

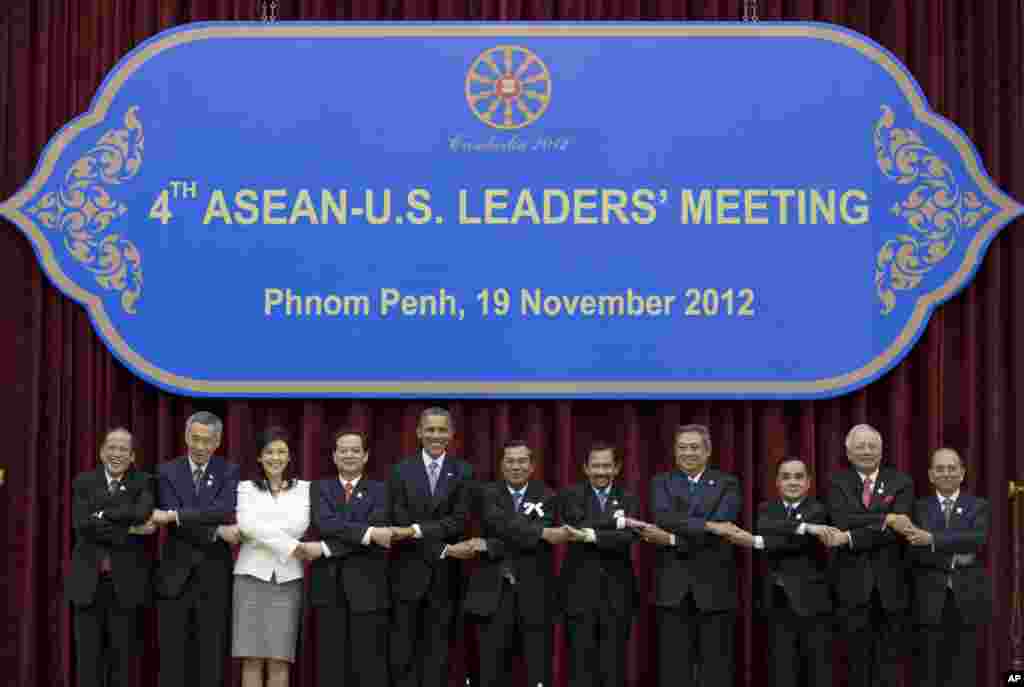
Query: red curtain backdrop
[{"left": 1, "top": 1, "right": 1022, "bottom": 686}]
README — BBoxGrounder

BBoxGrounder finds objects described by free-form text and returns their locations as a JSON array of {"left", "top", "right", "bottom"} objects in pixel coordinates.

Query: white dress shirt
[{"left": 234, "top": 479, "right": 311, "bottom": 584}]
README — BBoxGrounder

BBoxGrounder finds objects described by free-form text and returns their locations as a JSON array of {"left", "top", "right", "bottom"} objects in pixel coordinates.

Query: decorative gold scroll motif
[
  {"left": 874, "top": 105, "right": 991, "bottom": 315},
  {"left": 25, "top": 107, "right": 144, "bottom": 314}
]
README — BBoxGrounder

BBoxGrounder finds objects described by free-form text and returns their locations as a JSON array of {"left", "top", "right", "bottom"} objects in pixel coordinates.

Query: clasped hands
[
  {"left": 882, "top": 513, "right": 933, "bottom": 547},
  {"left": 444, "top": 524, "right": 600, "bottom": 560}
]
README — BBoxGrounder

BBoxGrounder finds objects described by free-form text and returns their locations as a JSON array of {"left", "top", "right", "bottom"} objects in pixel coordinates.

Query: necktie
[
  {"left": 688, "top": 479, "right": 698, "bottom": 497},
  {"left": 343, "top": 482, "right": 354, "bottom": 503},
  {"left": 513, "top": 491, "right": 523, "bottom": 513},
  {"left": 428, "top": 460, "right": 440, "bottom": 495},
  {"left": 861, "top": 478, "right": 873, "bottom": 508},
  {"left": 597, "top": 489, "right": 607, "bottom": 512},
  {"left": 193, "top": 467, "right": 204, "bottom": 495},
  {"left": 784, "top": 504, "right": 794, "bottom": 520},
  {"left": 109, "top": 479, "right": 120, "bottom": 495},
  {"left": 942, "top": 497, "right": 953, "bottom": 527}
]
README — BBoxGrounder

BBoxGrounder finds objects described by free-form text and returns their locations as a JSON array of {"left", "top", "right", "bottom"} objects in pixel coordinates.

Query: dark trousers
[
  {"left": 317, "top": 601, "right": 389, "bottom": 687},
  {"left": 390, "top": 597, "right": 455, "bottom": 687},
  {"left": 476, "top": 582, "right": 552, "bottom": 687},
  {"left": 73, "top": 577, "right": 141, "bottom": 687},
  {"left": 565, "top": 604, "right": 631, "bottom": 687},
  {"left": 157, "top": 562, "right": 231, "bottom": 687},
  {"left": 767, "top": 586, "right": 833, "bottom": 687},
  {"left": 841, "top": 588, "right": 907, "bottom": 687},
  {"left": 915, "top": 589, "right": 978, "bottom": 687},
  {"left": 656, "top": 594, "right": 735, "bottom": 687}
]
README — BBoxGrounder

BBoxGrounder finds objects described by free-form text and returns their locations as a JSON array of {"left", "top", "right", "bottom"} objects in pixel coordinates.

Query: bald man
[
  {"left": 825, "top": 424, "right": 914, "bottom": 687},
  {"left": 904, "top": 449, "right": 991, "bottom": 687}
]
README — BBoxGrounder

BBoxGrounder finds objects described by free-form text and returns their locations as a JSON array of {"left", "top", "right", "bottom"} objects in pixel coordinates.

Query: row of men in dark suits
[{"left": 68, "top": 412, "right": 992, "bottom": 687}]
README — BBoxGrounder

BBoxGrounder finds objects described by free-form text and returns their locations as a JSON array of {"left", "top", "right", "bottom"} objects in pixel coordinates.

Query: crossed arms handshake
[{"left": 631, "top": 513, "right": 931, "bottom": 550}]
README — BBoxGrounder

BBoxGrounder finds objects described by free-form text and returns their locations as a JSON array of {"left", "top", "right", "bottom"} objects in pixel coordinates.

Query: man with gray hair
[
  {"left": 150, "top": 411, "right": 241, "bottom": 687},
  {"left": 826, "top": 423, "right": 914, "bottom": 687}
]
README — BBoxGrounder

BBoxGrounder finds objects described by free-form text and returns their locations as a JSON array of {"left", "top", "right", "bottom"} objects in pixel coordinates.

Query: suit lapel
[
  {"left": 409, "top": 458, "right": 432, "bottom": 510},
  {"left": 197, "top": 457, "right": 222, "bottom": 507},
  {"left": 501, "top": 483, "right": 517, "bottom": 514},
  {"left": 347, "top": 480, "right": 373, "bottom": 520},
  {"left": 431, "top": 459, "right": 456, "bottom": 510},
  {"left": 695, "top": 471, "right": 721, "bottom": 516},
  {"left": 176, "top": 456, "right": 197, "bottom": 506}
]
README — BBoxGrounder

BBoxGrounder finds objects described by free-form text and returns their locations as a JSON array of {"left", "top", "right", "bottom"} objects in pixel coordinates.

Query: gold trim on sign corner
[{"left": 0, "top": 23, "right": 1021, "bottom": 396}]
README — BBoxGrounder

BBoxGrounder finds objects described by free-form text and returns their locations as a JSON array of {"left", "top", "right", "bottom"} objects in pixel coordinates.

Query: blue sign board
[{"left": 1, "top": 22, "right": 1019, "bottom": 398}]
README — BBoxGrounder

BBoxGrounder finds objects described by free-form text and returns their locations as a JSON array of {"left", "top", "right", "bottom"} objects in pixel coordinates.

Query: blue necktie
[
  {"left": 597, "top": 489, "right": 608, "bottom": 511},
  {"left": 513, "top": 491, "right": 523, "bottom": 512},
  {"left": 687, "top": 479, "right": 697, "bottom": 497}
]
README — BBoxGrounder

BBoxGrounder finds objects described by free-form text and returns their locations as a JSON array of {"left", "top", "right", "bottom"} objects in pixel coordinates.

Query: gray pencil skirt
[{"left": 231, "top": 574, "right": 304, "bottom": 662}]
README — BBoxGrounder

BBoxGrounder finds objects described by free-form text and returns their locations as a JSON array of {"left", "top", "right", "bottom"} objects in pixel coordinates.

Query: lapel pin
[
  {"left": 796, "top": 513, "right": 802, "bottom": 520},
  {"left": 357, "top": 492, "right": 364, "bottom": 499},
  {"left": 611, "top": 499, "right": 619, "bottom": 506},
  {"left": 708, "top": 480, "right": 715, "bottom": 487},
  {"left": 956, "top": 506, "right": 963, "bottom": 514}
]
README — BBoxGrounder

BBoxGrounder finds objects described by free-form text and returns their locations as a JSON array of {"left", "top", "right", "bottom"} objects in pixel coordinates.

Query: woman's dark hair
[{"left": 253, "top": 426, "right": 295, "bottom": 491}]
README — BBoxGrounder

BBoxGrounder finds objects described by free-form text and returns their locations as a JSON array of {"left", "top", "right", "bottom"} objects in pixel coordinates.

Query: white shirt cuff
[
  {"left": 753, "top": 535, "right": 765, "bottom": 549},
  {"left": 440, "top": 544, "right": 447, "bottom": 559},
  {"left": 412, "top": 524, "right": 423, "bottom": 539},
  {"left": 669, "top": 533, "right": 676, "bottom": 546},
  {"left": 583, "top": 528, "right": 597, "bottom": 543},
  {"left": 361, "top": 527, "right": 373, "bottom": 546},
  {"left": 479, "top": 539, "right": 488, "bottom": 551},
  {"left": 847, "top": 532, "right": 854, "bottom": 548},
  {"left": 796, "top": 523, "right": 807, "bottom": 535},
  {"left": 615, "top": 516, "right": 625, "bottom": 529},
  {"left": 322, "top": 541, "right": 333, "bottom": 556},
  {"left": 173, "top": 511, "right": 180, "bottom": 527}
]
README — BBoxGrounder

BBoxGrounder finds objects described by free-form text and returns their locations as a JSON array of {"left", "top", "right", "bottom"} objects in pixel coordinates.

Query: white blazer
[{"left": 234, "top": 479, "right": 311, "bottom": 584}]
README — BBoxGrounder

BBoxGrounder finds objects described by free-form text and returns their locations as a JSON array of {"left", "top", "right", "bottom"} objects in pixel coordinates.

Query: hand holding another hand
[
  {"left": 444, "top": 541, "right": 478, "bottom": 560},
  {"left": 216, "top": 524, "right": 242, "bottom": 545},
  {"left": 639, "top": 525, "right": 674, "bottom": 546},
  {"left": 369, "top": 527, "right": 393, "bottom": 549}
]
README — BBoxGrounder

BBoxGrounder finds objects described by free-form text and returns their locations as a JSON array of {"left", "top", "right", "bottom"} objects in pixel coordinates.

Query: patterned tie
[
  {"left": 343, "top": 482, "right": 354, "bottom": 503},
  {"left": 428, "top": 460, "right": 440, "bottom": 495},
  {"left": 597, "top": 489, "right": 608, "bottom": 512},
  {"left": 688, "top": 478, "right": 698, "bottom": 497},
  {"left": 193, "top": 467, "right": 204, "bottom": 495},
  {"left": 784, "top": 503, "right": 794, "bottom": 520},
  {"left": 942, "top": 497, "right": 954, "bottom": 527},
  {"left": 513, "top": 491, "right": 523, "bottom": 513},
  {"left": 861, "top": 478, "right": 873, "bottom": 508}
]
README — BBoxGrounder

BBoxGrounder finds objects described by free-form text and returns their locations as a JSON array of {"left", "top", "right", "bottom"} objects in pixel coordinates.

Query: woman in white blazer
[{"left": 231, "top": 427, "right": 322, "bottom": 687}]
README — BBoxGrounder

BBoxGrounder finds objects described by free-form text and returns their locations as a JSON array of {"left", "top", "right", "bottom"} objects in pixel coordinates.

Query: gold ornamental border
[{"left": 0, "top": 22, "right": 1021, "bottom": 397}]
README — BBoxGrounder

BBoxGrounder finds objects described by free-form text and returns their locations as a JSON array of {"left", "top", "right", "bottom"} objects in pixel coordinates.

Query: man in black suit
[
  {"left": 903, "top": 448, "right": 992, "bottom": 687},
  {"left": 825, "top": 423, "right": 914, "bottom": 687},
  {"left": 149, "top": 411, "right": 241, "bottom": 687},
  {"left": 459, "top": 439, "right": 565, "bottom": 687},
  {"left": 388, "top": 406, "right": 475, "bottom": 687},
  {"left": 310, "top": 428, "right": 393, "bottom": 687},
  {"left": 640, "top": 424, "right": 743, "bottom": 687},
  {"left": 68, "top": 427, "right": 156, "bottom": 687},
  {"left": 558, "top": 441, "right": 640, "bottom": 687},
  {"left": 727, "top": 457, "right": 835, "bottom": 687}
]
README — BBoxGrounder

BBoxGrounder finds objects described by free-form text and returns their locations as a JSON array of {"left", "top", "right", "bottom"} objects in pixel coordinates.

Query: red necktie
[
  {"left": 343, "top": 482, "right": 354, "bottom": 502},
  {"left": 861, "top": 478, "right": 873, "bottom": 508}
]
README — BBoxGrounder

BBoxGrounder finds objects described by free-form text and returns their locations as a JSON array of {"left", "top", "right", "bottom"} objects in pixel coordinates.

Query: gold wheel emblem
[{"left": 466, "top": 46, "right": 551, "bottom": 130}]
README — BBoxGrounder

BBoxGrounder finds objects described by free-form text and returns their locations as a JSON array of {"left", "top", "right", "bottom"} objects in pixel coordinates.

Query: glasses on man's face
[{"left": 931, "top": 466, "right": 962, "bottom": 475}]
